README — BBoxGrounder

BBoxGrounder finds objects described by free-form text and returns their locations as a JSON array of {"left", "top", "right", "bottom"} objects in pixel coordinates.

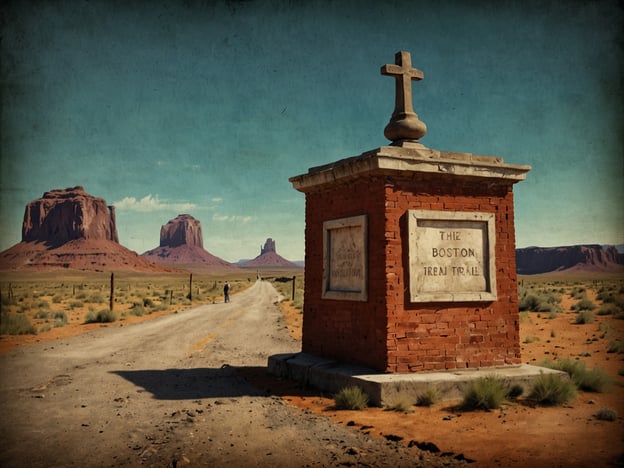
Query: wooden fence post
[
  {"left": 109, "top": 273, "right": 115, "bottom": 311},
  {"left": 189, "top": 273, "right": 193, "bottom": 301}
]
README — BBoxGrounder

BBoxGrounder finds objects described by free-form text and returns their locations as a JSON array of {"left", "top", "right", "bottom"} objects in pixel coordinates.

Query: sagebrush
[{"left": 333, "top": 386, "right": 369, "bottom": 410}]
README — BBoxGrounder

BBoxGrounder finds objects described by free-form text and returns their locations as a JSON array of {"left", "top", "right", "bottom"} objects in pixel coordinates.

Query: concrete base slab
[{"left": 268, "top": 352, "right": 567, "bottom": 406}]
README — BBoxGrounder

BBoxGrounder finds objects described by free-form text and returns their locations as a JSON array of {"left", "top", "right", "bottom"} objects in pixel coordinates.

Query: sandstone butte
[
  {"left": 241, "top": 238, "right": 298, "bottom": 268},
  {"left": 141, "top": 214, "right": 238, "bottom": 273},
  {"left": 0, "top": 186, "right": 174, "bottom": 272}
]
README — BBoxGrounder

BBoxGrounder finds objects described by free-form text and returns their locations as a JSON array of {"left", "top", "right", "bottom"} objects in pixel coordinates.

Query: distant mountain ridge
[{"left": 516, "top": 244, "right": 624, "bottom": 275}]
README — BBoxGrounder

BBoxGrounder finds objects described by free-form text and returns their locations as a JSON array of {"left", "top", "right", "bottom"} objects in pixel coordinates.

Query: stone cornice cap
[{"left": 290, "top": 145, "right": 531, "bottom": 193}]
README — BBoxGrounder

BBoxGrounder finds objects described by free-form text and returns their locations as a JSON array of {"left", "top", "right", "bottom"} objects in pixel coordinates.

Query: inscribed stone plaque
[
  {"left": 408, "top": 210, "right": 496, "bottom": 302},
  {"left": 322, "top": 215, "right": 368, "bottom": 301}
]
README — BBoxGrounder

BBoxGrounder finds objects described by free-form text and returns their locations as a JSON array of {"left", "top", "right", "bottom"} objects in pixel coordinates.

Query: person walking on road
[{"left": 223, "top": 281, "right": 230, "bottom": 303}]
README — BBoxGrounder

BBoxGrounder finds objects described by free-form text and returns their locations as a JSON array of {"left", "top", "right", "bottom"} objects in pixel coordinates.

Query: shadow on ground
[{"left": 111, "top": 365, "right": 318, "bottom": 400}]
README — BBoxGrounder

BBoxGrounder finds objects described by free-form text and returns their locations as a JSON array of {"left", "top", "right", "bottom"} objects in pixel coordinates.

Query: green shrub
[
  {"left": 33, "top": 311, "right": 49, "bottom": 319},
  {"left": 52, "top": 294, "right": 64, "bottom": 304},
  {"left": 0, "top": 313, "right": 37, "bottom": 335},
  {"left": 53, "top": 311, "right": 67, "bottom": 328},
  {"left": 39, "top": 324, "right": 52, "bottom": 333},
  {"left": 143, "top": 297, "right": 155, "bottom": 308},
  {"left": 572, "top": 298, "right": 596, "bottom": 311},
  {"left": 461, "top": 375, "right": 507, "bottom": 410},
  {"left": 597, "top": 303, "right": 620, "bottom": 316},
  {"left": 68, "top": 301, "right": 84, "bottom": 309},
  {"left": 607, "top": 341, "right": 624, "bottom": 354},
  {"left": 129, "top": 303, "right": 146, "bottom": 316},
  {"left": 524, "top": 336, "right": 540, "bottom": 344},
  {"left": 597, "top": 291, "right": 624, "bottom": 308},
  {"left": 571, "top": 287, "right": 586, "bottom": 299},
  {"left": 543, "top": 358, "right": 584, "bottom": 384},
  {"left": 36, "top": 300, "right": 50, "bottom": 310},
  {"left": 598, "top": 321, "right": 614, "bottom": 332},
  {"left": 84, "top": 309, "right": 117, "bottom": 323},
  {"left": 87, "top": 292, "right": 106, "bottom": 304},
  {"left": 519, "top": 293, "right": 557, "bottom": 313},
  {"left": 385, "top": 392, "right": 414, "bottom": 412},
  {"left": 542, "top": 358, "right": 611, "bottom": 392},
  {"left": 333, "top": 386, "right": 369, "bottom": 410},
  {"left": 575, "top": 310, "right": 595, "bottom": 324},
  {"left": 578, "top": 368, "right": 612, "bottom": 392},
  {"left": 415, "top": 387, "right": 439, "bottom": 407},
  {"left": 595, "top": 408, "right": 618, "bottom": 421},
  {"left": 529, "top": 374, "right": 576, "bottom": 406}
]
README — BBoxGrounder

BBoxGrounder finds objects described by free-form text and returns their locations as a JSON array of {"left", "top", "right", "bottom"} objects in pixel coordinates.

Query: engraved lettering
[
  {"left": 424, "top": 266, "right": 448, "bottom": 276},
  {"left": 439, "top": 230, "right": 461, "bottom": 241},
  {"left": 409, "top": 210, "right": 496, "bottom": 302},
  {"left": 432, "top": 247, "right": 476, "bottom": 258}
]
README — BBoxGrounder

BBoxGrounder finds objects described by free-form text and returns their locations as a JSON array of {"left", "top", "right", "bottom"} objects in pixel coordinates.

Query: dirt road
[{"left": 0, "top": 280, "right": 458, "bottom": 467}]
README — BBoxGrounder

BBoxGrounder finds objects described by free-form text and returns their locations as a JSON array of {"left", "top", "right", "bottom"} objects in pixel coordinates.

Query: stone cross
[{"left": 381, "top": 51, "right": 427, "bottom": 142}]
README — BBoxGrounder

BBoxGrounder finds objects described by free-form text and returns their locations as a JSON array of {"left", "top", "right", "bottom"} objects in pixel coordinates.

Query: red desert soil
[{"left": 2, "top": 286, "right": 623, "bottom": 467}]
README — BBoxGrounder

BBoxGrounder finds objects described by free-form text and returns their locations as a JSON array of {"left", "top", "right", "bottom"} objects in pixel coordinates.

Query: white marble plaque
[
  {"left": 323, "top": 215, "right": 368, "bottom": 301},
  {"left": 408, "top": 210, "right": 496, "bottom": 302}
]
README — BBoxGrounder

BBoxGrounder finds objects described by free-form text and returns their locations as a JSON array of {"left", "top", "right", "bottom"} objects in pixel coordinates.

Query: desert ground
[
  {"left": 278, "top": 273, "right": 624, "bottom": 467},
  {"left": 1, "top": 271, "right": 623, "bottom": 466}
]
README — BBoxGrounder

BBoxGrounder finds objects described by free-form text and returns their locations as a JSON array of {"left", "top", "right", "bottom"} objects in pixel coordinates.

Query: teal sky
[{"left": 1, "top": 0, "right": 622, "bottom": 263}]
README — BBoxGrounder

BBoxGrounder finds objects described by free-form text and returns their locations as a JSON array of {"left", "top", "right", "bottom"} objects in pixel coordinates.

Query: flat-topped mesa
[
  {"left": 22, "top": 186, "right": 119, "bottom": 247},
  {"left": 159, "top": 214, "right": 203, "bottom": 248}
]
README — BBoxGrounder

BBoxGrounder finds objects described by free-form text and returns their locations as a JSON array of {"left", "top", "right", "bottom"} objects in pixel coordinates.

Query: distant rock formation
[
  {"left": 22, "top": 186, "right": 118, "bottom": 247},
  {"left": 241, "top": 238, "right": 298, "bottom": 268},
  {"left": 516, "top": 244, "right": 624, "bottom": 274},
  {"left": 159, "top": 214, "right": 203, "bottom": 248},
  {"left": 261, "top": 238, "right": 276, "bottom": 255},
  {"left": 142, "top": 214, "right": 237, "bottom": 273},
  {"left": 0, "top": 187, "right": 172, "bottom": 272}
]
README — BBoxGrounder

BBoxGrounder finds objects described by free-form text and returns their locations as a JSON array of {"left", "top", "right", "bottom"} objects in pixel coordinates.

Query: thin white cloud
[
  {"left": 114, "top": 194, "right": 197, "bottom": 212},
  {"left": 212, "top": 213, "right": 254, "bottom": 223},
  {"left": 211, "top": 197, "right": 223, "bottom": 203}
]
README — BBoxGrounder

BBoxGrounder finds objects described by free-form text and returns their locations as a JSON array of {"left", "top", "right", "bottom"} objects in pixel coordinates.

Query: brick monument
[{"left": 289, "top": 51, "right": 531, "bottom": 373}]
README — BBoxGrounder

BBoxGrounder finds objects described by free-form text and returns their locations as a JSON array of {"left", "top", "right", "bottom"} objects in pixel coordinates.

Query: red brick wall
[
  {"left": 302, "top": 177, "right": 389, "bottom": 370},
  {"left": 302, "top": 173, "right": 521, "bottom": 372}
]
